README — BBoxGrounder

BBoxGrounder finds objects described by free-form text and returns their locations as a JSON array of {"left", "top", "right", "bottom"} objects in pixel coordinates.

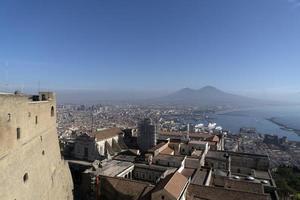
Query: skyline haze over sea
[{"left": 1, "top": 0, "right": 300, "bottom": 99}]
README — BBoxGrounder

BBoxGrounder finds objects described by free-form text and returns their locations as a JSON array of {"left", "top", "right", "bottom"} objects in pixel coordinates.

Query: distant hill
[
  {"left": 55, "top": 86, "right": 284, "bottom": 106},
  {"left": 153, "top": 86, "right": 270, "bottom": 107}
]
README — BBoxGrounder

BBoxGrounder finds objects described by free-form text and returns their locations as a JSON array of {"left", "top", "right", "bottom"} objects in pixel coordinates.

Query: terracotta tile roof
[
  {"left": 181, "top": 168, "right": 196, "bottom": 178},
  {"left": 165, "top": 172, "right": 189, "bottom": 198},
  {"left": 160, "top": 147, "right": 174, "bottom": 155},
  {"left": 187, "top": 184, "right": 271, "bottom": 200},
  {"left": 148, "top": 142, "right": 166, "bottom": 152},
  {"left": 99, "top": 176, "right": 154, "bottom": 200},
  {"left": 154, "top": 172, "right": 189, "bottom": 199},
  {"left": 95, "top": 128, "right": 123, "bottom": 141}
]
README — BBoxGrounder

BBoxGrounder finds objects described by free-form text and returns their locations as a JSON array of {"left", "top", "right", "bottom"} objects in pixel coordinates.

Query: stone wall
[{"left": 0, "top": 92, "right": 73, "bottom": 200}]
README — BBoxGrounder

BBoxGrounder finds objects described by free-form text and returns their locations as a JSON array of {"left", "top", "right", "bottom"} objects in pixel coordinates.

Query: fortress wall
[{"left": 0, "top": 92, "right": 73, "bottom": 200}]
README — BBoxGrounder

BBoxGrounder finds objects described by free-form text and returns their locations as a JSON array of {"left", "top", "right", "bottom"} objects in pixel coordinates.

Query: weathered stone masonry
[{"left": 0, "top": 92, "right": 73, "bottom": 200}]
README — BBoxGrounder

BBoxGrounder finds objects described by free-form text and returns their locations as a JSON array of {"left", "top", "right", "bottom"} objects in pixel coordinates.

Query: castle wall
[{"left": 0, "top": 92, "right": 73, "bottom": 200}]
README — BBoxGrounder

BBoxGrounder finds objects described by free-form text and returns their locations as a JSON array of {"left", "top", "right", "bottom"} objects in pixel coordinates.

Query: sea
[{"left": 206, "top": 105, "right": 300, "bottom": 142}]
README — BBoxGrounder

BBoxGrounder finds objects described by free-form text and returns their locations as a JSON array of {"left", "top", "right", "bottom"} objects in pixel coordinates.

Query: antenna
[{"left": 38, "top": 81, "right": 41, "bottom": 93}]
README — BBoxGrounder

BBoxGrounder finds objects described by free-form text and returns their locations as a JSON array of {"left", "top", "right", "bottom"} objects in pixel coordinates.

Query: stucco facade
[{"left": 0, "top": 92, "right": 73, "bottom": 200}]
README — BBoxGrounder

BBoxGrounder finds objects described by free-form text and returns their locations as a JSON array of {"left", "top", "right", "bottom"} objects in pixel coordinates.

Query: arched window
[
  {"left": 51, "top": 106, "right": 55, "bottom": 117},
  {"left": 17, "top": 128, "right": 21, "bottom": 139},
  {"left": 35, "top": 116, "right": 38, "bottom": 124}
]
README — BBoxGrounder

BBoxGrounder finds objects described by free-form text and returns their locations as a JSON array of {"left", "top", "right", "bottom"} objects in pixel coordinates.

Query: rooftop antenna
[{"left": 38, "top": 81, "right": 41, "bottom": 93}]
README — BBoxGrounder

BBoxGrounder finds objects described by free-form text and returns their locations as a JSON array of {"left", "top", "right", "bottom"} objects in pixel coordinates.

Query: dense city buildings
[
  {"left": 225, "top": 129, "right": 300, "bottom": 168},
  {"left": 54, "top": 102, "right": 300, "bottom": 199},
  {"left": 56, "top": 102, "right": 281, "bottom": 200},
  {"left": 0, "top": 92, "right": 73, "bottom": 200},
  {"left": 1, "top": 92, "right": 295, "bottom": 200},
  {"left": 3, "top": 0, "right": 300, "bottom": 198},
  {"left": 4, "top": 89, "right": 299, "bottom": 200}
]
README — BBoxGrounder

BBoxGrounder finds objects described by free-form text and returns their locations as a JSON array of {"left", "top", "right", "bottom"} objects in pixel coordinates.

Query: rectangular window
[{"left": 17, "top": 128, "right": 21, "bottom": 139}]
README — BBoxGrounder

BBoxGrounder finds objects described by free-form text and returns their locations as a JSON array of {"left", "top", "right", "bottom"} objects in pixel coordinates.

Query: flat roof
[
  {"left": 254, "top": 170, "right": 272, "bottom": 180},
  {"left": 189, "top": 140, "right": 208, "bottom": 145},
  {"left": 134, "top": 163, "right": 173, "bottom": 172},
  {"left": 153, "top": 154, "right": 186, "bottom": 163},
  {"left": 187, "top": 184, "right": 271, "bottom": 200},
  {"left": 87, "top": 160, "right": 134, "bottom": 177},
  {"left": 99, "top": 176, "right": 154, "bottom": 199},
  {"left": 113, "top": 155, "right": 136, "bottom": 162},
  {"left": 0, "top": 92, "right": 13, "bottom": 95},
  {"left": 191, "top": 168, "right": 211, "bottom": 185}
]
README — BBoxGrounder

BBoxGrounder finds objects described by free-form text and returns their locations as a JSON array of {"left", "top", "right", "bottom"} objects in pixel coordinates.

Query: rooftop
[
  {"left": 134, "top": 163, "right": 174, "bottom": 172},
  {"left": 185, "top": 157, "right": 202, "bottom": 169},
  {"left": 191, "top": 168, "right": 211, "bottom": 185},
  {"left": 99, "top": 176, "right": 154, "bottom": 200},
  {"left": 113, "top": 154, "right": 137, "bottom": 162},
  {"left": 181, "top": 168, "right": 196, "bottom": 179},
  {"left": 223, "top": 178, "right": 264, "bottom": 194},
  {"left": 0, "top": 91, "right": 54, "bottom": 102},
  {"left": 187, "top": 184, "right": 271, "bottom": 200},
  {"left": 154, "top": 172, "right": 189, "bottom": 199},
  {"left": 95, "top": 128, "right": 124, "bottom": 141},
  {"left": 160, "top": 146, "right": 174, "bottom": 155},
  {"left": 86, "top": 160, "right": 134, "bottom": 177},
  {"left": 153, "top": 154, "right": 186, "bottom": 163},
  {"left": 206, "top": 151, "right": 228, "bottom": 161},
  {"left": 189, "top": 140, "right": 208, "bottom": 145},
  {"left": 148, "top": 142, "right": 167, "bottom": 152}
]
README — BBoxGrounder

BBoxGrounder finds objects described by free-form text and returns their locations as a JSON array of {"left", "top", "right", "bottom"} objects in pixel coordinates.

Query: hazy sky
[{"left": 0, "top": 0, "right": 300, "bottom": 94}]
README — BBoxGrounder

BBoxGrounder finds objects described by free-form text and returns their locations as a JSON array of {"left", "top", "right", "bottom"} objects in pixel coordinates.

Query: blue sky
[{"left": 0, "top": 0, "right": 300, "bottom": 94}]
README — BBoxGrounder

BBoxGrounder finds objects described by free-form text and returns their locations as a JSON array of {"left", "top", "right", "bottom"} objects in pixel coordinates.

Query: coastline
[{"left": 267, "top": 117, "right": 300, "bottom": 137}]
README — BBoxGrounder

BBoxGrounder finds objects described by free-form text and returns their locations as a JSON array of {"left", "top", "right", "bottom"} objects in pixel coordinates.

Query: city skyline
[
  {"left": 1, "top": 0, "right": 300, "bottom": 94},
  {"left": 1, "top": 1, "right": 299, "bottom": 199}
]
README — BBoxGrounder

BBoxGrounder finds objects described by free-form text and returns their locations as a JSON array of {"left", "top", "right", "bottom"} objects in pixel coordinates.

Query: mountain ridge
[{"left": 154, "top": 86, "right": 271, "bottom": 107}]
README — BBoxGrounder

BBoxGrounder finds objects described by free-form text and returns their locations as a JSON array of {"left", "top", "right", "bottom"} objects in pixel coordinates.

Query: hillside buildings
[
  {"left": 0, "top": 92, "right": 73, "bottom": 200},
  {"left": 66, "top": 125, "right": 278, "bottom": 200},
  {"left": 56, "top": 103, "right": 280, "bottom": 200}
]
